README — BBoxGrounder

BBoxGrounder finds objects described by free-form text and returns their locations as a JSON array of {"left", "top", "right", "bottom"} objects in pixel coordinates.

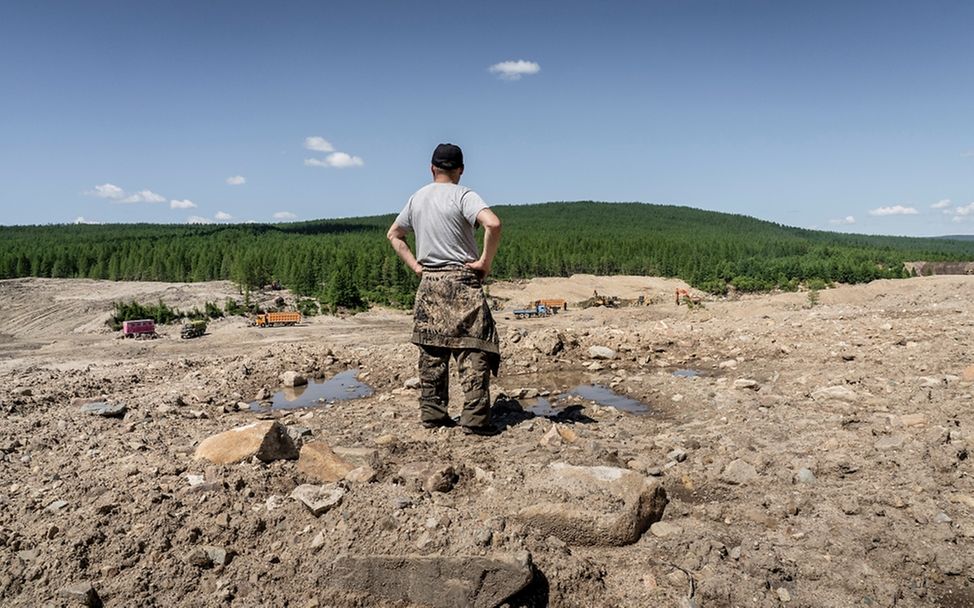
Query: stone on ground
[
  {"left": 810, "top": 385, "right": 858, "bottom": 402},
  {"left": 291, "top": 484, "right": 346, "bottom": 516},
  {"left": 80, "top": 402, "right": 127, "bottom": 418},
  {"left": 297, "top": 441, "right": 354, "bottom": 482},
  {"left": 59, "top": 582, "right": 101, "bottom": 607},
  {"left": 515, "top": 462, "right": 667, "bottom": 546},
  {"left": 329, "top": 553, "right": 534, "bottom": 608},
  {"left": 194, "top": 421, "right": 298, "bottom": 464},
  {"left": 721, "top": 459, "right": 758, "bottom": 485},
  {"left": 280, "top": 371, "right": 307, "bottom": 388},
  {"left": 588, "top": 346, "right": 617, "bottom": 360}
]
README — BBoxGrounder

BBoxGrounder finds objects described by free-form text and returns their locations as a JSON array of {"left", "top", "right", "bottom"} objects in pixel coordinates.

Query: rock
[
  {"left": 59, "top": 582, "right": 101, "bottom": 607},
  {"left": 539, "top": 424, "right": 578, "bottom": 447},
  {"left": 520, "top": 388, "right": 540, "bottom": 399},
  {"left": 718, "top": 359, "right": 738, "bottom": 370},
  {"left": 721, "top": 459, "right": 758, "bottom": 485},
  {"left": 297, "top": 441, "right": 354, "bottom": 483},
  {"left": 80, "top": 402, "right": 127, "bottom": 418},
  {"left": 516, "top": 462, "right": 667, "bottom": 546},
  {"left": 204, "top": 545, "right": 230, "bottom": 567},
  {"left": 811, "top": 385, "right": 857, "bottom": 402},
  {"left": 291, "top": 484, "right": 346, "bottom": 516},
  {"left": 733, "top": 379, "right": 759, "bottom": 390},
  {"left": 874, "top": 435, "right": 905, "bottom": 450},
  {"left": 777, "top": 587, "right": 792, "bottom": 602},
  {"left": 375, "top": 434, "right": 398, "bottom": 446},
  {"left": 330, "top": 553, "right": 534, "bottom": 608},
  {"left": 900, "top": 414, "right": 926, "bottom": 427},
  {"left": 529, "top": 330, "right": 564, "bottom": 356},
  {"left": 255, "top": 387, "right": 271, "bottom": 400},
  {"left": 795, "top": 468, "right": 816, "bottom": 484},
  {"left": 44, "top": 499, "right": 68, "bottom": 513},
  {"left": 344, "top": 466, "right": 377, "bottom": 483},
  {"left": 934, "top": 511, "right": 952, "bottom": 524},
  {"left": 649, "top": 521, "right": 681, "bottom": 537},
  {"left": 286, "top": 425, "right": 313, "bottom": 444},
  {"left": 588, "top": 346, "right": 617, "bottom": 360},
  {"left": 404, "top": 377, "right": 421, "bottom": 389},
  {"left": 332, "top": 446, "right": 379, "bottom": 468},
  {"left": 194, "top": 421, "right": 298, "bottom": 464},
  {"left": 424, "top": 466, "right": 458, "bottom": 493},
  {"left": 962, "top": 365, "right": 974, "bottom": 382},
  {"left": 667, "top": 448, "right": 687, "bottom": 463},
  {"left": 280, "top": 371, "right": 307, "bottom": 388},
  {"left": 398, "top": 462, "right": 458, "bottom": 493}
]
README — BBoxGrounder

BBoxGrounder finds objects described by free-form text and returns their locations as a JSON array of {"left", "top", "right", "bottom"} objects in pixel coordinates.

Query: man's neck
[{"left": 433, "top": 176, "right": 458, "bottom": 185}]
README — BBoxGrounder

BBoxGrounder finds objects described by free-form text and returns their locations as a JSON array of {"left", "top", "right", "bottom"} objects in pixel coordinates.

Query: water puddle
[
  {"left": 672, "top": 368, "right": 702, "bottom": 378},
  {"left": 252, "top": 369, "right": 373, "bottom": 411},
  {"left": 522, "top": 383, "right": 650, "bottom": 417}
]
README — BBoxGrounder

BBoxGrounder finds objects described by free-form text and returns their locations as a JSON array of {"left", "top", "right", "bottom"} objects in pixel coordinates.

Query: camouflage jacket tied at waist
[{"left": 411, "top": 267, "right": 500, "bottom": 376}]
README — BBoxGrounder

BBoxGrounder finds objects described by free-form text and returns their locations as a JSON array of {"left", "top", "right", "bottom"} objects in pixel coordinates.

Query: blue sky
[{"left": 1, "top": 0, "right": 972, "bottom": 236}]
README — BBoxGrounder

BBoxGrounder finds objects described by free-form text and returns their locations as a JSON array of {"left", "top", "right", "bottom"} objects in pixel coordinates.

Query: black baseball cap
[{"left": 431, "top": 143, "right": 463, "bottom": 170}]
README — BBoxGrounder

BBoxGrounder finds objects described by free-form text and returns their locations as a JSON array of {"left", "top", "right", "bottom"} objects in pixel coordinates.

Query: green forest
[{"left": 2, "top": 202, "right": 973, "bottom": 310}]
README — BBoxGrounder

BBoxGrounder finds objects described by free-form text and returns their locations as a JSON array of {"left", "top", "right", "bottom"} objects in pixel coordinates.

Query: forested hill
[{"left": 2, "top": 202, "right": 974, "bottom": 307}]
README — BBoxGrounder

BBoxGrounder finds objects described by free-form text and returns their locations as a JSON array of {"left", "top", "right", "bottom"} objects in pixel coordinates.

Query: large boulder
[
  {"left": 194, "top": 421, "right": 298, "bottom": 464},
  {"left": 291, "top": 484, "right": 345, "bottom": 517},
  {"left": 515, "top": 462, "right": 666, "bottom": 546},
  {"left": 587, "top": 346, "right": 617, "bottom": 360},
  {"left": 329, "top": 553, "right": 534, "bottom": 608},
  {"left": 297, "top": 441, "right": 354, "bottom": 482},
  {"left": 527, "top": 330, "right": 564, "bottom": 356}
]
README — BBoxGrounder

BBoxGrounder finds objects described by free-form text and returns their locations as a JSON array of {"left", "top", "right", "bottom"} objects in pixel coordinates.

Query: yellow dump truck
[{"left": 254, "top": 311, "right": 301, "bottom": 327}]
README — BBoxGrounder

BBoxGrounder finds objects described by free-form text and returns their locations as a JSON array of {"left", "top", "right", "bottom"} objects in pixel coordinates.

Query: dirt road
[{"left": 1, "top": 276, "right": 972, "bottom": 607}]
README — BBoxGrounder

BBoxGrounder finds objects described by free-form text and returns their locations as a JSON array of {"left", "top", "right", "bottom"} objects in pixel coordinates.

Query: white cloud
[
  {"left": 273, "top": 211, "right": 297, "bottom": 220},
  {"left": 186, "top": 215, "right": 212, "bottom": 224},
  {"left": 931, "top": 199, "right": 952, "bottom": 209},
  {"left": 953, "top": 202, "right": 974, "bottom": 217},
  {"left": 88, "top": 183, "right": 125, "bottom": 200},
  {"left": 868, "top": 205, "right": 919, "bottom": 216},
  {"left": 120, "top": 189, "right": 166, "bottom": 204},
  {"left": 225, "top": 175, "right": 246, "bottom": 185},
  {"left": 214, "top": 211, "right": 233, "bottom": 221},
  {"left": 304, "top": 136, "right": 335, "bottom": 152},
  {"left": 170, "top": 199, "right": 197, "bottom": 209},
  {"left": 829, "top": 216, "right": 856, "bottom": 225},
  {"left": 305, "top": 152, "right": 364, "bottom": 168},
  {"left": 962, "top": 150, "right": 974, "bottom": 158},
  {"left": 73, "top": 216, "right": 100, "bottom": 225},
  {"left": 488, "top": 59, "right": 541, "bottom": 80}
]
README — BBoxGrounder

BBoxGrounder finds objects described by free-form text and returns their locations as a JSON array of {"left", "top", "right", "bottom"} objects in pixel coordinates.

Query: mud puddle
[
  {"left": 523, "top": 383, "right": 650, "bottom": 417},
  {"left": 254, "top": 369, "right": 373, "bottom": 410}
]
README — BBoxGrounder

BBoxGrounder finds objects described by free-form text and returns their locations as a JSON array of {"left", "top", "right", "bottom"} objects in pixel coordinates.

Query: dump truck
[
  {"left": 513, "top": 302, "right": 554, "bottom": 319},
  {"left": 122, "top": 319, "right": 157, "bottom": 339},
  {"left": 254, "top": 311, "right": 301, "bottom": 327},
  {"left": 180, "top": 319, "right": 207, "bottom": 339},
  {"left": 539, "top": 298, "right": 567, "bottom": 312}
]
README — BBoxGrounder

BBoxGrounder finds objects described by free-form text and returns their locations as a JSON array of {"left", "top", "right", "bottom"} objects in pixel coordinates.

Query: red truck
[{"left": 122, "top": 319, "right": 157, "bottom": 339}]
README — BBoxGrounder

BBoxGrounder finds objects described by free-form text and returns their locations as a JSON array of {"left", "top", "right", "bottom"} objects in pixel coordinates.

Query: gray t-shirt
[{"left": 394, "top": 183, "right": 489, "bottom": 268}]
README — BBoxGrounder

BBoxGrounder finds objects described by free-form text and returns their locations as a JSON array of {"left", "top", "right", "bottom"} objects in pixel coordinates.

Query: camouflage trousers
[{"left": 418, "top": 345, "right": 491, "bottom": 428}]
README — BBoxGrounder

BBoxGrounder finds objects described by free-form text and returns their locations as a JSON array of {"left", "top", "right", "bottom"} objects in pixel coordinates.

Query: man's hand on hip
[{"left": 465, "top": 258, "right": 491, "bottom": 278}]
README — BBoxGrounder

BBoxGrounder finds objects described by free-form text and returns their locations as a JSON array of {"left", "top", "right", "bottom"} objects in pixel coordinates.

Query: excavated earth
[{"left": 1, "top": 275, "right": 973, "bottom": 608}]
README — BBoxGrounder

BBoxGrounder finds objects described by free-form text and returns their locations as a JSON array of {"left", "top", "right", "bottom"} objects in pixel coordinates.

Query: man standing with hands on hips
[{"left": 387, "top": 143, "right": 503, "bottom": 436}]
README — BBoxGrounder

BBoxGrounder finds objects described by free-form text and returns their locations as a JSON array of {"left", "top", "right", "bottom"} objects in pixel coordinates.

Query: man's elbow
[{"left": 484, "top": 217, "right": 502, "bottom": 232}]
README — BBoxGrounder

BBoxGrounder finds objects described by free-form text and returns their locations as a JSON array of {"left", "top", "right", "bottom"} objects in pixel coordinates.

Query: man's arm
[
  {"left": 387, "top": 222, "right": 423, "bottom": 276},
  {"left": 465, "top": 208, "right": 501, "bottom": 278}
]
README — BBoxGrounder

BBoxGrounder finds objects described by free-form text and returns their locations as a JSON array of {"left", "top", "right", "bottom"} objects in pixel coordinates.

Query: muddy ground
[{"left": 1, "top": 275, "right": 972, "bottom": 607}]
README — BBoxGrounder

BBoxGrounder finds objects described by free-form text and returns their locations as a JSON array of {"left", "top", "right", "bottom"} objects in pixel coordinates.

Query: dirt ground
[{"left": 1, "top": 275, "right": 972, "bottom": 607}]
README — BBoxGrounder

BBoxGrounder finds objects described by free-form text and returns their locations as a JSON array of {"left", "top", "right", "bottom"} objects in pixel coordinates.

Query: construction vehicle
[
  {"left": 180, "top": 319, "right": 207, "bottom": 339},
  {"left": 513, "top": 302, "right": 554, "bottom": 319},
  {"left": 122, "top": 319, "right": 157, "bottom": 339},
  {"left": 254, "top": 311, "right": 301, "bottom": 327},
  {"left": 675, "top": 288, "right": 702, "bottom": 306},
  {"left": 591, "top": 290, "right": 619, "bottom": 308},
  {"left": 539, "top": 298, "right": 567, "bottom": 312}
]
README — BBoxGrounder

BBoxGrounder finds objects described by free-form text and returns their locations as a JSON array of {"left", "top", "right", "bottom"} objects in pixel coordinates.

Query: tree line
[{"left": 2, "top": 202, "right": 973, "bottom": 309}]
